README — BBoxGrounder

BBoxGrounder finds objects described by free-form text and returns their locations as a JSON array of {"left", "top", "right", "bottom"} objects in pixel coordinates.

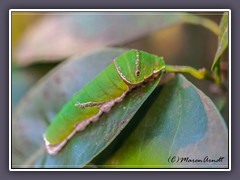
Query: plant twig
[
  {"left": 181, "top": 15, "right": 219, "bottom": 36},
  {"left": 165, "top": 65, "right": 214, "bottom": 81}
]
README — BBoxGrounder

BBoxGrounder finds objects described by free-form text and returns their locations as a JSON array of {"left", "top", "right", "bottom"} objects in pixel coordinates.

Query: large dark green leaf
[
  {"left": 12, "top": 63, "right": 57, "bottom": 109},
  {"left": 12, "top": 48, "right": 162, "bottom": 168},
  {"left": 101, "top": 75, "right": 228, "bottom": 168},
  {"left": 14, "top": 12, "right": 186, "bottom": 66}
]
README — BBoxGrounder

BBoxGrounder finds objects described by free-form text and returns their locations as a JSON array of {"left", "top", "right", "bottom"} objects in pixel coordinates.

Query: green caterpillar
[{"left": 44, "top": 50, "right": 165, "bottom": 155}]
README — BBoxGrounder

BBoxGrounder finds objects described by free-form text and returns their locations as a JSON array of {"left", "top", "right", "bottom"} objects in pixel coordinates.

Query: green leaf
[
  {"left": 12, "top": 63, "right": 57, "bottom": 109},
  {"left": 211, "top": 12, "right": 229, "bottom": 81},
  {"left": 14, "top": 12, "right": 186, "bottom": 66},
  {"left": 12, "top": 48, "right": 162, "bottom": 168},
  {"left": 101, "top": 75, "right": 228, "bottom": 168}
]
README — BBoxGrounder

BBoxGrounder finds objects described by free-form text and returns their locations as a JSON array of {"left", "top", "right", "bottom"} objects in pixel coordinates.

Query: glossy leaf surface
[
  {"left": 211, "top": 12, "right": 229, "bottom": 73},
  {"left": 102, "top": 75, "right": 228, "bottom": 168}
]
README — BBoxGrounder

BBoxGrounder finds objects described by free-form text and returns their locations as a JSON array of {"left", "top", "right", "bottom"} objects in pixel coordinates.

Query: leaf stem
[
  {"left": 165, "top": 65, "right": 214, "bottom": 81},
  {"left": 181, "top": 15, "right": 219, "bottom": 36}
]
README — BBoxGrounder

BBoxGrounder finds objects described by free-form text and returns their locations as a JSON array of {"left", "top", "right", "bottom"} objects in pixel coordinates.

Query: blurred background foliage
[
  {"left": 12, "top": 12, "right": 43, "bottom": 48},
  {"left": 12, "top": 12, "right": 228, "bottom": 122}
]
